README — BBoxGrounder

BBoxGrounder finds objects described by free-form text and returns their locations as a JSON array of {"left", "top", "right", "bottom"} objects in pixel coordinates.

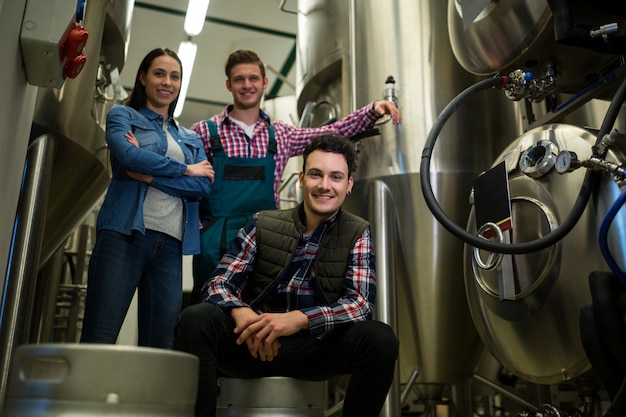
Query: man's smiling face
[{"left": 299, "top": 149, "right": 353, "bottom": 225}]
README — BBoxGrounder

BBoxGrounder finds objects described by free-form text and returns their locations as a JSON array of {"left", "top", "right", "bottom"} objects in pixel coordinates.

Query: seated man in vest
[{"left": 174, "top": 134, "right": 399, "bottom": 417}]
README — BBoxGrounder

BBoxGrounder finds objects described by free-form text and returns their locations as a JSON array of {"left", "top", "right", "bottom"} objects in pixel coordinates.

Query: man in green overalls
[{"left": 189, "top": 49, "right": 402, "bottom": 303}]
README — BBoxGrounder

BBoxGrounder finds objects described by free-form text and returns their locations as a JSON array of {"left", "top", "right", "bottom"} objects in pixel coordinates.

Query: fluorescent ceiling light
[
  {"left": 174, "top": 41, "right": 198, "bottom": 118},
  {"left": 184, "top": 0, "right": 210, "bottom": 36}
]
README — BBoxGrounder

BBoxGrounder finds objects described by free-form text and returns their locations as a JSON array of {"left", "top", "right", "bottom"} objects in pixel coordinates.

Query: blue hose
[
  {"left": 599, "top": 187, "right": 626, "bottom": 288},
  {"left": 76, "top": 0, "right": 87, "bottom": 23}
]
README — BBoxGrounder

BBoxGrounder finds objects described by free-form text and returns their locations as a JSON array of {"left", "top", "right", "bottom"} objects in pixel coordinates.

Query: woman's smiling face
[{"left": 140, "top": 54, "right": 181, "bottom": 117}]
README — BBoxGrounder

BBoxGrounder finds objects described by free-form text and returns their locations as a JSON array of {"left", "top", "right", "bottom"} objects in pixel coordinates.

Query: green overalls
[{"left": 191, "top": 120, "right": 277, "bottom": 302}]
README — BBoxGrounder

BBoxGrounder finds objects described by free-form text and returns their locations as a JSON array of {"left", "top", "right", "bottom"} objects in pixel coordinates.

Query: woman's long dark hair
[{"left": 125, "top": 48, "right": 182, "bottom": 118}]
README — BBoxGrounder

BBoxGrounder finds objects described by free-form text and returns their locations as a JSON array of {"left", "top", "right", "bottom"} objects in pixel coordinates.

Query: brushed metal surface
[
  {"left": 448, "top": 0, "right": 622, "bottom": 94},
  {"left": 297, "top": 0, "right": 520, "bottom": 401},
  {"left": 464, "top": 123, "right": 626, "bottom": 384},
  {"left": 3, "top": 344, "right": 198, "bottom": 417}
]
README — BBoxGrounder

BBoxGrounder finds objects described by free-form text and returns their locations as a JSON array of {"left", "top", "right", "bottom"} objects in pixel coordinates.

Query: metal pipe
[
  {"left": 278, "top": 0, "right": 297, "bottom": 15},
  {"left": 400, "top": 368, "right": 420, "bottom": 405},
  {"left": 0, "top": 135, "right": 56, "bottom": 411},
  {"left": 472, "top": 373, "right": 538, "bottom": 411},
  {"left": 449, "top": 382, "right": 474, "bottom": 417},
  {"left": 348, "top": 0, "right": 357, "bottom": 112},
  {"left": 266, "top": 64, "right": 296, "bottom": 90},
  {"left": 324, "top": 400, "right": 344, "bottom": 417},
  {"left": 368, "top": 179, "right": 401, "bottom": 417},
  {"left": 30, "top": 245, "right": 65, "bottom": 343}
]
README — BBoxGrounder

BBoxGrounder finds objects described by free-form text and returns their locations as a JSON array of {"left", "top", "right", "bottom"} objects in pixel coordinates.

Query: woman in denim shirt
[{"left": 80, "top": 48, "right": 214, "bottom": 348}]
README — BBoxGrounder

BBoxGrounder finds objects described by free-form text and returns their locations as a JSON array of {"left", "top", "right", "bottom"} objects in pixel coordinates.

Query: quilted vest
[{"left": 242, "top": 205, "right": 369, "bottom": 307}]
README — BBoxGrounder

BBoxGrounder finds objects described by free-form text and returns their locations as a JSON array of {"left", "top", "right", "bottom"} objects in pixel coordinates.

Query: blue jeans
[
  {"left": 174, "top": 303, "right": 399, "bottom": 417},
  {"left": 81, "top": 229, "right": 183, "bottom": 348}
]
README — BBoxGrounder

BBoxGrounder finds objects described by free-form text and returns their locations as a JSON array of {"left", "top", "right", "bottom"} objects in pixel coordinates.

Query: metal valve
[
  {"left": 555, "top": 150, "right": 626, "bottom": 181},
  {"left": 505, "top": 65, "right": 558, "bottom": 102}
]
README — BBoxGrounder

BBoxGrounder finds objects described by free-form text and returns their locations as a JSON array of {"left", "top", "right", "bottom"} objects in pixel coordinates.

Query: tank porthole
[
  {"left": 469, "top": 194, "right": 559, "bottom": 320},
  {"left": 519, "top": 140, "right": 558, "bottom": 178}
]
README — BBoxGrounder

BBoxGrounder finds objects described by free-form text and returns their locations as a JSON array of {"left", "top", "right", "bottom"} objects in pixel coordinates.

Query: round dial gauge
[{"left": 556, "top": 151, "right": 575, "bottom": 174}]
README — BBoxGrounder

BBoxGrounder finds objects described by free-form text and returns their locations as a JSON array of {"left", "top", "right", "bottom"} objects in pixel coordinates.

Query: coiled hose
[{"left": 420, "top": 73, "right": 626, "bottom": 254}]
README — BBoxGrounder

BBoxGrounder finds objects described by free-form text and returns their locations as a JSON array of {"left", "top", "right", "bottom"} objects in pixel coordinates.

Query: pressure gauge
[{"left": 555, "top": 151, "right": 579, "bottom": 174}]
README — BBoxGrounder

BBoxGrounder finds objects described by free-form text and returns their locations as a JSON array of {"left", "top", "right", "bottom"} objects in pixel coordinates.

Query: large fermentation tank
[
  {"left": 447, "top": 0, "right": 621, "bottom": 94},
  {"left": 29, "top": 0, "right": 132, "bottom": 265},
  {"left": 0, "top": 0, "right": 133, "bottom": 405},
  {"left": 464, "top": 124, "right": 626, "bottom": 384},
  {"left": 296, "top": 0, "right": 520, "bottom": 401},
  {"left": 447, "top": 0, "right": 626, "bottom": 388},
  {"left": 0, "top": 0, "right": 39, "bottom": 302}
]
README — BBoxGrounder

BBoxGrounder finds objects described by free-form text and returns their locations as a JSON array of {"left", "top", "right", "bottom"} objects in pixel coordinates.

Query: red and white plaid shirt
[{"left": 190, "top": 103, "right": 380, "bottom": 207}]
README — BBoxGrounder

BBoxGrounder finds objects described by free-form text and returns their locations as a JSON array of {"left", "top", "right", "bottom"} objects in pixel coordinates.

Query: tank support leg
[
  {"left": 0, "top": 135, "right": 56, "bottom": 410},
  {"left": 367, "top": 179, "right": 401, "bottom": 417}
]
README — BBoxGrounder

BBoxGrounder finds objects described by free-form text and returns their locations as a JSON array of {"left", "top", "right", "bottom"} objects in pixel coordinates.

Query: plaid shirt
[
  {"left": 204, "top": 211, "right": 377, "bottom": 336},
  {"left": 190, "top": 103, "right": 380, "bottom": 207}
]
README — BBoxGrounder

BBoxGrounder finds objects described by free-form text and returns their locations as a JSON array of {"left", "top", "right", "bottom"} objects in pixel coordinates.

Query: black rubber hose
[
  {"left": 420, "top": 72, "right": 626, "bottom": 254},
  {"left": 546, "top": 0, "right": 573, "bottom": 42},
  {"left": 594, "top": 71, "right": 626, "bottom": 156}
]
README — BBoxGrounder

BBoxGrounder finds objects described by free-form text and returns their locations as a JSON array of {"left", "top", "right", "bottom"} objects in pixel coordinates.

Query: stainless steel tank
[
  {"left": 29, "top": 0, "right": 132, "bottom": 265},
  {"left": 296, "top": 0, "right": 520, "bottom": 404},
  {"left": 464, "top": 123, "right": 626, "bottom": 384},
  {"left": 447, "top": 0, "right": 622, "bottom": 94},
  {"left": 0, "top": 0, "right": 132, "bottom": 406},
  {"left": 444, "top": 0, "right": 626, "bottom": 388},
  {"left": 0, "top": 0, "right": 39, "bottom": 307}
]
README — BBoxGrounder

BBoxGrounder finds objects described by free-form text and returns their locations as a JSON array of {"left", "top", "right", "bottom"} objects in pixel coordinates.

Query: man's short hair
[
  {"left": 225, "top": 49, "right": 266, "bottom": 79},
  {"left": 302, "top": 134, "right": 357, "bottom": 174}
]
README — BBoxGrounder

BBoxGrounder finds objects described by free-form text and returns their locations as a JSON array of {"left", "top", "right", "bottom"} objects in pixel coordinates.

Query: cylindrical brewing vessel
[
  {"left": 296, "top": 0, "right": 520, "bottom": 400},
  {"left": 464, "top": 124, "right": 626, "bottom": 384},
  {"left": 447, "top": 0, "right": 626, "bottom": 386},
  {"left": 30, "top": 0, "right": 133, "bottom": 266},
  {"left": 447, "top": 0, "right": 620, "bottom": 94},
  {"left": 2, "top": 344, "right": 198, "bottom": 416},
  {"left": 0, "top": 0, "right": 133, "bottom": 402}
]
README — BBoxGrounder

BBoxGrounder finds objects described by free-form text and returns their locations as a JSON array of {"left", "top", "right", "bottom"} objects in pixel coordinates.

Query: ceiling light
[
  {"left": 175, "top": 40, "right": 197, "bottom": 118},
  {"left": 184, "top": 0, "right": 210, "bottom": 36}
]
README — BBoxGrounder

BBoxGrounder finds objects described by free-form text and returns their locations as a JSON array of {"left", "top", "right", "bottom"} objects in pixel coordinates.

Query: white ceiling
[{"left": 120, "top": 0, "right": 299, "bottom": 128}]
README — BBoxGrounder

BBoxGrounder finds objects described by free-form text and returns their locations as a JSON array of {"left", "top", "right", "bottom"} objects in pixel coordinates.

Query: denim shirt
[{"left": 97, "top": 105, "right": 212, "bottom": 254}]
